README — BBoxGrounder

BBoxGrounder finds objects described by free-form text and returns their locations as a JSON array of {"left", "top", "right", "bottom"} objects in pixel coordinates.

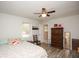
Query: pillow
[
  {"left": 8, "top": 38, "right": 21, "bottom": 45},
  {"left": 0, "top": 40, "right": 8, "bottom": 45}
]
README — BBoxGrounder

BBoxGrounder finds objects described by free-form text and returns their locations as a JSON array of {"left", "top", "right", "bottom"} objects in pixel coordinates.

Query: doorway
[{"left": 43, "top": 24, "right": 48, "bottom": 43}]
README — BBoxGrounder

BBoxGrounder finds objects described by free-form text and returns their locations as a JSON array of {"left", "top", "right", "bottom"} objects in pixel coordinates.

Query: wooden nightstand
[
  {"left": 27, "top": 41, "right": 41, "bottom": 45},
  {"left": 27, "top": 41, "right": 34, "bottom": 44}
]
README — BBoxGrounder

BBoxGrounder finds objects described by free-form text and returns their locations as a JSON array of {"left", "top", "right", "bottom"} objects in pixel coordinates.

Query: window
[{"left": 21, "top": 23, "right": 30, "bottom": 38}]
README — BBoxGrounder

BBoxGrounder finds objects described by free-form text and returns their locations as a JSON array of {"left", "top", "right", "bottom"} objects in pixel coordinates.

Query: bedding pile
[{"left": 0, "top": 41, "right": 48, "bottom": 58}]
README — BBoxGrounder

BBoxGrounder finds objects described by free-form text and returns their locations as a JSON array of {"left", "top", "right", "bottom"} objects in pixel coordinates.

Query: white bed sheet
[{"left": 0, "top": 41, "right": 48, "bottom": 58}]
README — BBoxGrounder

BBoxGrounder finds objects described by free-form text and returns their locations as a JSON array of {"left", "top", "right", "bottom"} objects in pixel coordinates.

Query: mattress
[{"left": 0, "top": 41, "right": 48, "bottom": 58}]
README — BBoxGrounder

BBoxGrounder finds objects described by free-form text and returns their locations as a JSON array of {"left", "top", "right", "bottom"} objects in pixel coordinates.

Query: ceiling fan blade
[
  {"left": 39, "top": 15, "right": 41, "bottom": 17},
  {"left": 47, "top": 14, "right": 50, "bottom": 17},
  {"left": 47, "top": 10, "right": 55, "bottom": 13},
  {"left": 34, "top": 13, "right": 41, "bottom": 14}
]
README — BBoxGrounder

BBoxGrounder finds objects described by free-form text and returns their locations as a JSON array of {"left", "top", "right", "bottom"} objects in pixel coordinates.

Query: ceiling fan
[{"left": 34, "top": 8, "right": 55, "bottom": 17}]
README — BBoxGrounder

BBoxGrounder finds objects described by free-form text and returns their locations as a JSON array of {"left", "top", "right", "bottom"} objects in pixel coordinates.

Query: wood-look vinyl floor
[{"left": 38, "top": 43, "right": 79, "bottom": 58}]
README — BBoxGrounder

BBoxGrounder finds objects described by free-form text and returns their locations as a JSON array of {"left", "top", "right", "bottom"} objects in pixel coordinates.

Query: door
[{"left": 43, "top": 24, "right": 48, "bottom": 43}]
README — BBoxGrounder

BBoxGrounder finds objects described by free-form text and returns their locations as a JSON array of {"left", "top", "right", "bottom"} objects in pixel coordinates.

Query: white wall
[
  {"left": 0, "top": 13, "right": 41, "bottom": 41},
  {"left": 1, "top": 13, "right": 79, "bottom": 44},
  {"left": 43, "top": 15, "right": 79, "bottom": 44}
]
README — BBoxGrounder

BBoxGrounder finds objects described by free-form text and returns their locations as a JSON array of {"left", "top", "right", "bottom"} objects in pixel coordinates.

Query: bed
[{"left": 0, "top": 41, "right": 48, "bottom": 58}]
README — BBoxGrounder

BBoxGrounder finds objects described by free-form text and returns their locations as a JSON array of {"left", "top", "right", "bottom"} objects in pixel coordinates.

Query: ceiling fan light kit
[{"left": 42, "top": 13, "right": 47, "bottom": 17}]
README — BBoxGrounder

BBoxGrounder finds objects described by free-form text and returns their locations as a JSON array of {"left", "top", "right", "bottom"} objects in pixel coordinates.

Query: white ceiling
[{"left": 0, "top": 1, "right": 79, "bottom": 22}]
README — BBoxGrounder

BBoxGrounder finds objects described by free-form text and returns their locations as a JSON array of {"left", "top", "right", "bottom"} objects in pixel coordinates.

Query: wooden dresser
[
  {"left": 51, "top": 28, "right": 63, "bottom": 49},
  {"left": 72, "top": 39, "right": 79, "bottom": 51}
]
